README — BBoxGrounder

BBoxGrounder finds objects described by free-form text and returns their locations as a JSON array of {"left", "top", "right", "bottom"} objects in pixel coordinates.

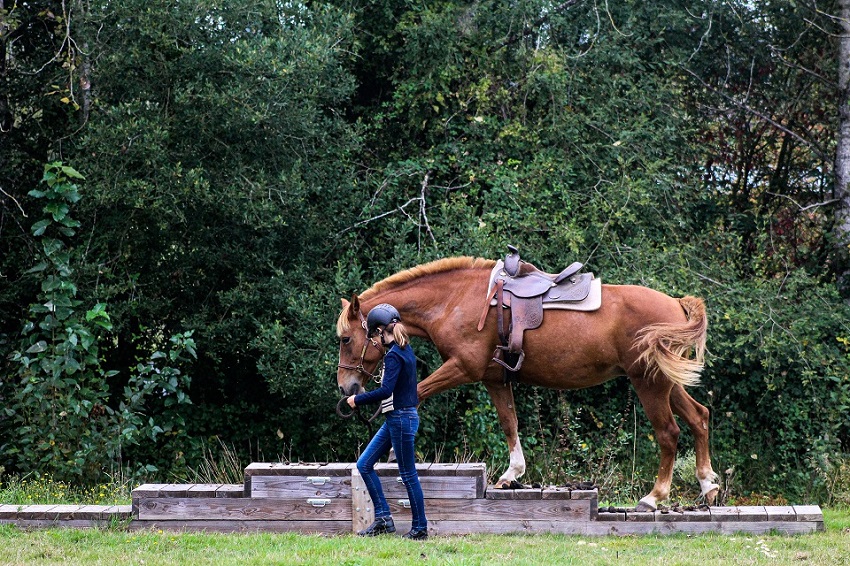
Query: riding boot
[
  {"left": 357, "top": 516, "right": 396, "bottom": 536},
  {"left": 402, "top": 528, "right": 428, "bottom": 540}
]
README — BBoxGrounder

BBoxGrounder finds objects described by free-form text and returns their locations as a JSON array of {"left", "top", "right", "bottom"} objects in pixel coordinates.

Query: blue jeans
[{"left": 356, "top": 407, "right": 427, "bottom": 531}]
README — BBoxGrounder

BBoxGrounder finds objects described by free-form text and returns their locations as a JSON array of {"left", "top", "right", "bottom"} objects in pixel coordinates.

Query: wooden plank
[
  {"left": 420, "top": 463, "right": 457, "bottom": 476},
  {"left": 249, "top": 476, "right": 352, "bottom": 499},
  {"left": 387, "top": 497, "right": 592, "bottom": 522},
  {"left": 569, "top": 490, "right": 597, "bottom": 500},
  {"left": 596, "top": 511, "right": 626, "bottom": 522},
  {"left": 764, "top": 506, "right": 796, "bottom": 521},
  {"left": 485, "top": 488, "right": 541, "bottom": 500},
  {"left": 709, "top": 506, "right": 740, "bottom": 522},
  {"left": 373, "top": 463, "right": 445, "bottom": 476},
  {"left": 136, "top": 497, "right": 351, "bottom": 521},
  {"left": 17, "top": 505, "right": 57, "bottom": 520},
  {"left": 130, "top": 519, "right": 352, "bottom": 534},
  {"left": 244, "top": 463, "right": 322, "bottom": 477},
  {"left": 216, "top": 485, "right": 244, "bottom": 498},
  {"left": 378, "top": 476, "right": 482, "bottom": 499},
  {"left": 583, "top": 520, "right": 822, "bottom": 536},
  {"left": 0, "top": 505, "right": 22, "bottom": 520},
  {"left": 736, "top": 506, "right": 768, "bottom": 522},
  {"left": 319, "top": 463, "right": 356, "bottom": 475},
  {"left": 454, "top": 463, "right": 487, "bottom": 477},
  {"left": 793, "top": 505, "right": 823, "bottom": 522},
  {"left": 351, "top": 469, "right": 373, "bottom": 534},
  {"left": 160, "top": 484, "right": 190, "bottom": 498},
  {"left": 626, "top": 510, "right": 657, "bottom": 522},
  {"left": 392, "top": 519, "right": 587, "bottom": 535},
  {"left": 657, "top": 508, "right": 712, "bottom": 522},
  {"left": 132, "top": 484, "right": 169, "bottom": 497},
  {"left": 541, "top": 487, "right": 572, "bottom": 500},
  {"left": 720, "top": 521, "right": 823, "bottom": 535},
  {"left": 187, "top": 484, "right": 221, "bottom": 498}
]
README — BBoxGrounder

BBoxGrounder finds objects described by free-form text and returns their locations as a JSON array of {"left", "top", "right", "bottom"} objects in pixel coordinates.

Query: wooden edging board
[{"left": 0, "top": 464, "right": 828, "bottom": 536}]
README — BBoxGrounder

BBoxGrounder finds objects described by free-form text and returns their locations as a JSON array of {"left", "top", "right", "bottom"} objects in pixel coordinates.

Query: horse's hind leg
[
  {"left": 670, "top": 385, "right": 719, "bottom": 504},
  {"left": 630, "top": 376, "right": 679, "bottom": 512},
  {"left": 483, "top": 380, "right": 526, "bottom": 487}
]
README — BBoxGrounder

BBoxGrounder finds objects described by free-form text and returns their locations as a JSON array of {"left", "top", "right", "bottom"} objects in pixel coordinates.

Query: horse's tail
[{"left": 634, "top": 296, "right": 707, "bottom": 388}]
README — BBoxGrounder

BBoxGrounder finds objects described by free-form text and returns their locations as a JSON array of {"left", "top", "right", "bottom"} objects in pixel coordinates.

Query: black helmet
[{"left": 366, "top": 304, "right": 401, "bottom": 336}]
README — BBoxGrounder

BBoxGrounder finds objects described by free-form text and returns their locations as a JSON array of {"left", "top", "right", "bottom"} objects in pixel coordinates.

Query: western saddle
[{"left": 477, "top": 245, "right": 594, "bottom": 381}]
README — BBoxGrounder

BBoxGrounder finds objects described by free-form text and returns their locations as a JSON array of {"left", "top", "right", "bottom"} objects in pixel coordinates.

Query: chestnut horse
[{"left": 336, "top": 257, "right": 719, "bottom": 510}]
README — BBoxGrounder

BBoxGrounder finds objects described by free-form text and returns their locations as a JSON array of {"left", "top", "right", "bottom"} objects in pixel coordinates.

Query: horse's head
[{"left": 336, "top": 294, "right": 384, "bottom": 397}]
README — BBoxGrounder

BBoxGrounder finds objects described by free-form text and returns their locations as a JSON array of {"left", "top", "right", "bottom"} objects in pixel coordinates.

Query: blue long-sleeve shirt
[{"left": 354, "top": 343, "right": 418, "bottom": 409}]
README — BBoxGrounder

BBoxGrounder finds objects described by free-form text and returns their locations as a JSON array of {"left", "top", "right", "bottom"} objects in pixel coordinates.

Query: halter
[
  {"left": 337, "top": 311, "right": 385, "bottom": 383},
  {"left": 336, "top": 310, "right": 386, "bottom": 431}
]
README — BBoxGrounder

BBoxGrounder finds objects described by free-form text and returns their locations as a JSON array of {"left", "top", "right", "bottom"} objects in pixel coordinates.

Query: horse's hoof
[
  {"left": 703, "top": 486, "right": 720, "bottom": 506},
  {"left": 494, "top": 479, "right": 511, "bottom": 489},
  {"left": 635, "top": 500, "right": 657, "bottom": 512}
]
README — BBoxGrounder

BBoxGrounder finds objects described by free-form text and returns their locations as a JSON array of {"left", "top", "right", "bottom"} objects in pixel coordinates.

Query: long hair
[{"left": 390, "top": 322, "right": 410, "bottom": 348}]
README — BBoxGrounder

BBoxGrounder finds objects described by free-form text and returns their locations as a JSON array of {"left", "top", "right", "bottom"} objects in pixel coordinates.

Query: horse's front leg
[
  {"left": 416, "top": 358, "right": 477, "bottom": 401},
  {"left": 483, "top": 380, "right": 525, "bottom": 487}
]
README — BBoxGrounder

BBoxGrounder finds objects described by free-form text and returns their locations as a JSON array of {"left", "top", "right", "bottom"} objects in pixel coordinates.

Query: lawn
[{"left": 0, "top": 508, "right": 847, "bottom": 565}]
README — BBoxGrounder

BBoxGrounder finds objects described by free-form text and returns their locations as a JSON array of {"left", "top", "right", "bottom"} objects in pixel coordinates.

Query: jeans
[{"left": 357, "top": 407, "right": 427, "bottom": 531}]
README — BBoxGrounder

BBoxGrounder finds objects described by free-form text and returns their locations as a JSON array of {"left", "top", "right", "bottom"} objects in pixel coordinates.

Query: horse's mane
[
  {"left": 361, "top": 256, "right": 495, "bottom": 300},
  {"left": 336, "top": 256, "right": 495, "bottom": 335}
]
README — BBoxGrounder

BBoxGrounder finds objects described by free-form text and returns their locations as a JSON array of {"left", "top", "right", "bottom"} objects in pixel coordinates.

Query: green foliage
[{"left": 2, "top": 163, "right": 195, "bottom": 484}]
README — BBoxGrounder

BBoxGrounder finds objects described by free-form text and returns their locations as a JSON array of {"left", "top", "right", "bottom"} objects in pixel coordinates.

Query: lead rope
[{"left": 336, "top": 355, "right": 430, "bottom": 437}]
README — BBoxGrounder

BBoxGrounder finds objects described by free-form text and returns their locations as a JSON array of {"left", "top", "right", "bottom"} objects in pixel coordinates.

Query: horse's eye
[{"left": 341, "top": 336, "right": 351, "bottom": 345}]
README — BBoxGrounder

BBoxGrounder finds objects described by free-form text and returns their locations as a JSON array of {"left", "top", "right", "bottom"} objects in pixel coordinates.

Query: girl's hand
[{"left": 347, "top": 395, "right": 356, "bottom": 408}]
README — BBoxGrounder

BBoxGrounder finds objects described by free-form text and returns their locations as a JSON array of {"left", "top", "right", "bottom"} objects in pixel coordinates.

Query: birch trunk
[{"left": 835, "top": 0, "right": 850, "bottom": 288}]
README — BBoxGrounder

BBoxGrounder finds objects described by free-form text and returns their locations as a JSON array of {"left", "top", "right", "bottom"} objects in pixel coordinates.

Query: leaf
[
  {"left": 31, "top": 219, "right": 51, "bottom": 236},
  {"left": 26, "top": 262, "right": 49, "bottom": 274},
  {"left": 60, "top": 165, "right": 85, "bottom": 179},
  {"left": 26, "top": 341, "right": 48, "bottom": 354}
]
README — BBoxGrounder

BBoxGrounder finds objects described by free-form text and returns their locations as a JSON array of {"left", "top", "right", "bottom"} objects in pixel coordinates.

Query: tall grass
[{"left": 0, "top": 473, "right": 131, "bottom": 505}]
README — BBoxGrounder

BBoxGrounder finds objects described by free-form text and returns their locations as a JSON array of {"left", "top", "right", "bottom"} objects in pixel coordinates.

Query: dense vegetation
[{"left": 2, "top": 1, "right": 850, "bottom": 502}]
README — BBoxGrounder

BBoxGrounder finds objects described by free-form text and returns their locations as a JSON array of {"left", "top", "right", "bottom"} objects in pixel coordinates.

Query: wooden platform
[{"left": 0, "top": 463, "right": 825, "bottom": 535}]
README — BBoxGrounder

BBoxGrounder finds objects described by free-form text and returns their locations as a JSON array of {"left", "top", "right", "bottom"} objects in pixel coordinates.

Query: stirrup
[{"left": 493, "top": 346, "right": 524, "bottom": 372}]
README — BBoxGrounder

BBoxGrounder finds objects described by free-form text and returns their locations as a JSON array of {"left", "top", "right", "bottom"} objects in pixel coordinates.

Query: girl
[{"left": 346, "top": 303, "right": 428, "bottom": 540}]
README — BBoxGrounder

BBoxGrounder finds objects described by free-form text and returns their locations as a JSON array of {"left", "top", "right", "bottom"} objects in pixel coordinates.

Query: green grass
[
  {"left": 0, "top": 509, "right": 847, "bottom": 565},
  {"left": 0, "top": 474, "right": 131, "bottom": 506}
]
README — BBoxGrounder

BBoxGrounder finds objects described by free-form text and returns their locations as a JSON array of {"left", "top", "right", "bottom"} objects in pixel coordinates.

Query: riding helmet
[{"left": 366, "top": 304, "right": 401, "bottom": 336}]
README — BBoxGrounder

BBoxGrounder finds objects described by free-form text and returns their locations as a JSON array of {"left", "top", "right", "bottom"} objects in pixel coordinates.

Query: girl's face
[{"left": 380, "top": 326, "right": 395, "bottom": 347}]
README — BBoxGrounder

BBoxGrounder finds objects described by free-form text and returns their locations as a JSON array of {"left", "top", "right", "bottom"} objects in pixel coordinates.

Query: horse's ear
[
  {"left": 349, "top": 294, "right": 361, "bottom": 318},
  {"left": 340, "top": 298, "right": 350, "bottom": 310}
]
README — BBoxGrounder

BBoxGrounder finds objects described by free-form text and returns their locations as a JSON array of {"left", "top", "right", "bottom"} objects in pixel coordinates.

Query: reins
[{"left": 335, "top": 310, "right": 431, "bottom": 437}]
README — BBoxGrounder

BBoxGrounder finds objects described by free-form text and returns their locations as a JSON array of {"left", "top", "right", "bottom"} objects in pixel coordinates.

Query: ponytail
[{"left": 391, "top": 322, "right": 410, "bottom": 348}]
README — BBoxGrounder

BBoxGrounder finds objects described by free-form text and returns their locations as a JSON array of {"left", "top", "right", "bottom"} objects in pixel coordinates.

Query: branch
[
  {"left": 0, "top": 186, "right": 27, "bottom": 217},
  {"left": 765, "top": 191, "right": 839, "bottom": 212},
  {"left": 679, "top": 65, "right": 830, "bottom": 162}
]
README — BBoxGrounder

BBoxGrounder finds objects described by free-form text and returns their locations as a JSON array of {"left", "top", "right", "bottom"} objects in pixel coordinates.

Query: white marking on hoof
[
  {"left": 699, "top": 477, "right": 720, "bottom": 497},
  {"left": 636, "top": 496, "right": 657, "bottom": 512}
]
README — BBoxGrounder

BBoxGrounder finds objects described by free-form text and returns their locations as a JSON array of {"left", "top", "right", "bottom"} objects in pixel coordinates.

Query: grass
[
  {"left": 0, "top": 474, "right": 131, "bottom": 506},
  {"left": 0, "top": 509, "right": 847, "bottom": 565}
]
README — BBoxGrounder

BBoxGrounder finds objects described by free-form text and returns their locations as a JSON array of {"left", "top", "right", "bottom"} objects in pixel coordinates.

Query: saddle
[{"left": 477, "top": 245, "right": 600, "bottom": 381}]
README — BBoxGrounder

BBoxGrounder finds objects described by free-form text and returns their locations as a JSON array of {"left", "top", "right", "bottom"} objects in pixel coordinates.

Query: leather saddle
[{"left": 477, "top": 246, "right": 598, "bottom": 380}]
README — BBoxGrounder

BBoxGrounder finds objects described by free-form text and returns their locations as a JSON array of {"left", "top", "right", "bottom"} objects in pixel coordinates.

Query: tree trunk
[{"left": 835, "top": 0, "right": 850, "bottom": 290}]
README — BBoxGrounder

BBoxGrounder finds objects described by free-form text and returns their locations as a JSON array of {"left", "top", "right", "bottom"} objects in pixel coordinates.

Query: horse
[{"left": 336, "top": 256, "right": 719, "bottom": 511}]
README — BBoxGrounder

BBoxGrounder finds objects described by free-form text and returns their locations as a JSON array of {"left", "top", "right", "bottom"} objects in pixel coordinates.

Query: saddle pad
[{"left": 541, "top": 277, "right": 602, "bottom": 312}]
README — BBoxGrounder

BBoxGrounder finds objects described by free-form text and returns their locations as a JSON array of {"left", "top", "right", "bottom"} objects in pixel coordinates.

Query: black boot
[
  {"left": 402, "top": 528, "right": 428, "bottom": 540},
  {"left": 357, "top": 517, "right": 396, "bottom": 536}
]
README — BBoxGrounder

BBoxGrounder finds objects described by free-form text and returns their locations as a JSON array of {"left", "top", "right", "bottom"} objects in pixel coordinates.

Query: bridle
[
  {"left": 336, "top": 310, "right": 385, "bottom": 430},
  {"left": 336, "top": 312, "right": 385, "bottom": 383}
]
